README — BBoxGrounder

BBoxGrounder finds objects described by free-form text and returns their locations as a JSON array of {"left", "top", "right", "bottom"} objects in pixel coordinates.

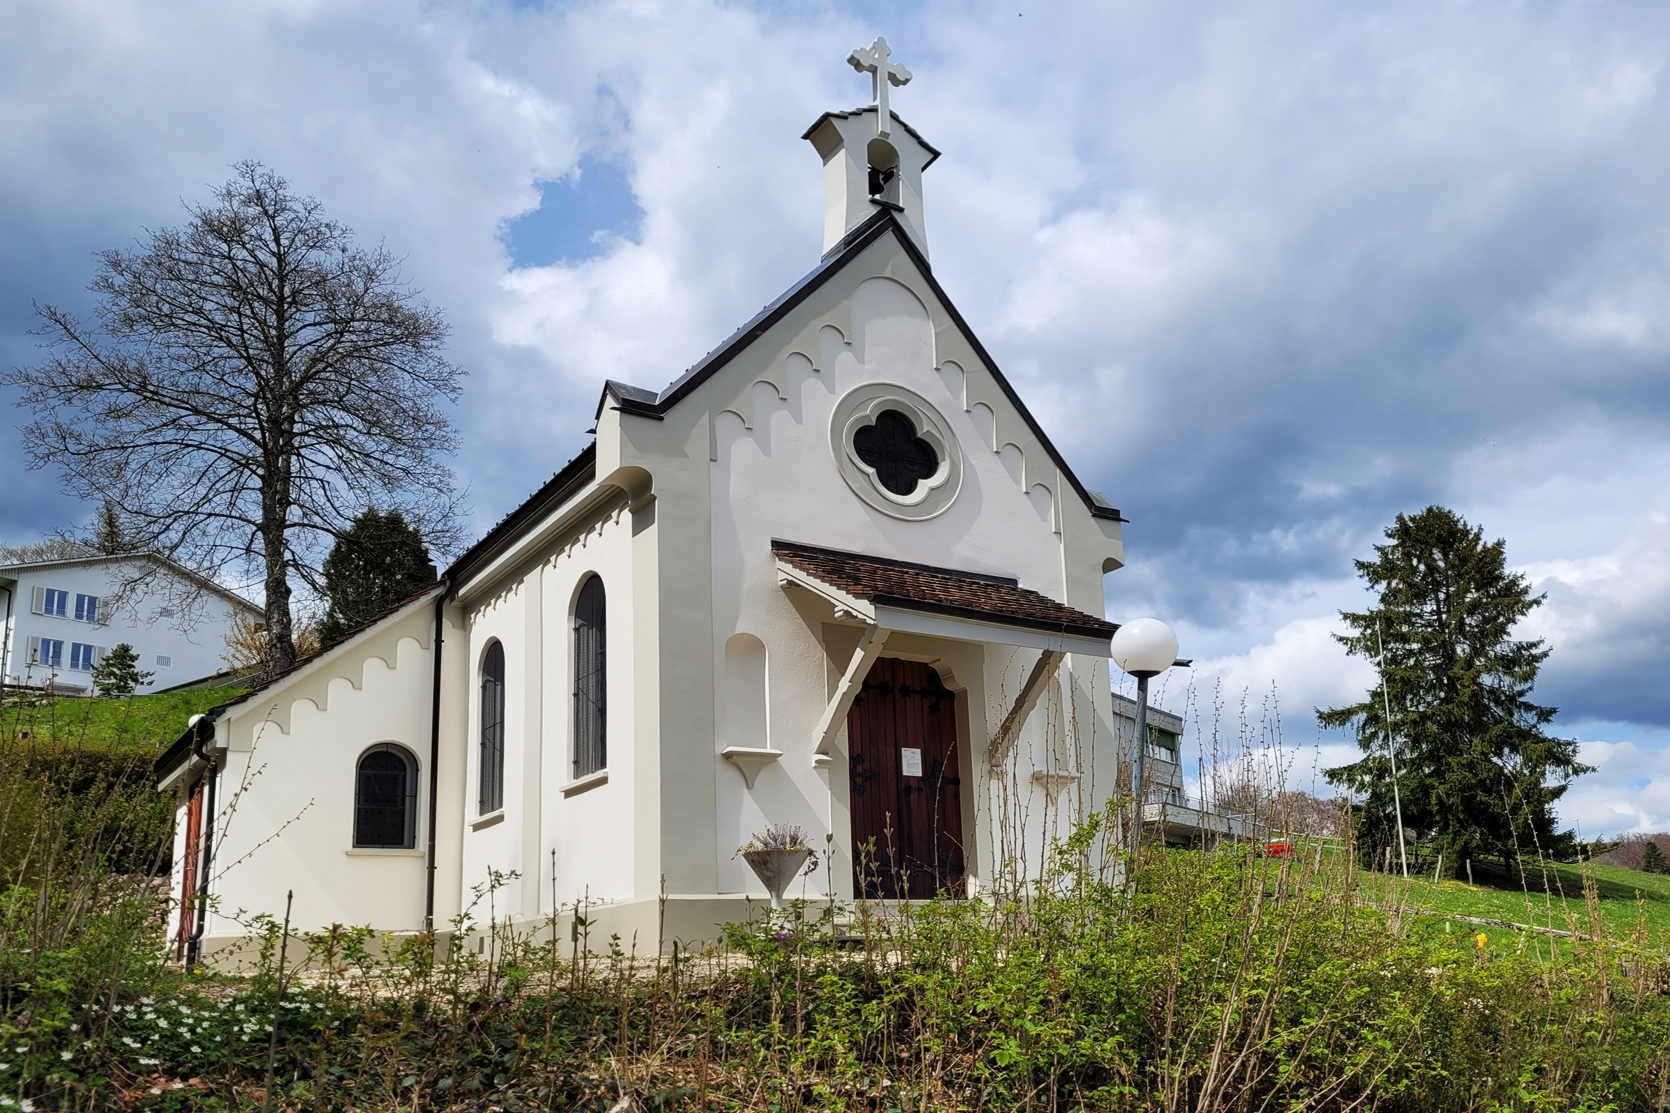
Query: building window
[
  {"left": 36, "top": 589, "right": 68, "bottom": 618},
  {"left": 156, "top": 655, "right": 172, "bottom": 668},
  {"left": 479, "top": 641, "right": 505, "bottom": 815},
  {"left": 30, "top": 639, "right": 64, "bottom": 668},
  {"left": 354, "top": 744, "right": 418, "bottom": 848},
  {"left": 854, "top": 410, "right": 940, "bottom": 496},
  {"left": 75, "top": 594, "right": 99, "bottom": 623},
  {"left": 70, "top": 643, "right": 97, "bottom": 672},
  {"left": 572, "top": 576, "right": 606, "bottom": 778}
]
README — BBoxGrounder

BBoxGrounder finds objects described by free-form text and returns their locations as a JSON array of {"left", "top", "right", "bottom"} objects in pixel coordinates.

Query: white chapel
[{"left": 156, "top": 40, "right": 1142, "bottom": 963}]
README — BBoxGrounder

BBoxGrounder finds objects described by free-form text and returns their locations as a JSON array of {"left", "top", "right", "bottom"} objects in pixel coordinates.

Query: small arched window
[
  {"left": 354, "top": 744, "right": 418, "bottom": 849},
  {"left": 480, "top": 641, "right": 505, "bottom": 814},
  {"left": 573, "top": 577, "right": 606, "bottom": 778}
]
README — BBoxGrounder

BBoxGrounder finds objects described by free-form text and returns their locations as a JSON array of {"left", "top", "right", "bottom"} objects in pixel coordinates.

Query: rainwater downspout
[
  {"left": 185, "top": 714, "right": 219, "bottom": 970},
  {"left": 423, "top": 584, "right": 447, "bottom": 933},
  {"left": 0, "top": 585, "right": 13, "bottom": 691}
]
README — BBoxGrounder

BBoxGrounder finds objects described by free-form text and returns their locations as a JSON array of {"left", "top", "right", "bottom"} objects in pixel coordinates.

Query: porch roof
[{"left": 772, "top": 539, "right": 1117, "bottom": 654}]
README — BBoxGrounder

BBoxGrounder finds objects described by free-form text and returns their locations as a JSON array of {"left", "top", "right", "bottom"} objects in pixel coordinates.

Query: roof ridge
[{"left": 594, "top": 208, "right": 1124, "bottom": 525}]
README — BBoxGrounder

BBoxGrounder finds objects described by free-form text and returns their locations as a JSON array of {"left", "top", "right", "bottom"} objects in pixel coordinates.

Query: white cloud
[
  {"left": 1555, "top": 728, "right": 1670, "bottom": 837},
  {"left": 1518, "top": 490, "right": 1670, "bottom": 725},
  {"left": 1187, "top": 614, "right": 1373, "bottom": 720}
]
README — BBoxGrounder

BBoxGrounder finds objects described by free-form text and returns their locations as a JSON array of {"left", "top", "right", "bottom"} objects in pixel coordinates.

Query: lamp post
[{"left": 1111, "top": 618, "right": 1180, "bottom": 859}]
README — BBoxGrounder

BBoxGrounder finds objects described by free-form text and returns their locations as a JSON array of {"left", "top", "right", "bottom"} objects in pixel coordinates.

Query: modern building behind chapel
[{"left": 157, "top": 41, "right": 1141, "bottom": 963}]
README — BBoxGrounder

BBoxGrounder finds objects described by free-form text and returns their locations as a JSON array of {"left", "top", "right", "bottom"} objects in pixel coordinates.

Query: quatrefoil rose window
[
  {"left": 854, "top": 410, "right": 939, "bottom": 496},
  {"left": 831, "top": 384, "right": 962, "bottom": 521}
]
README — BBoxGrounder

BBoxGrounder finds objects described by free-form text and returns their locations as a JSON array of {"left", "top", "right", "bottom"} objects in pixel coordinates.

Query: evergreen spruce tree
[
  {"left": 1644, "top": 841, "right": 1670, "bottom": 876},
  {"left": 1321, "top": 506, "right": 1591, "bottom": 873},
  {"left": 91, "top": 643, "right": 154, "bottom": 696},
  {"left": 92, "top": 498, "right": 129, "bottom": 555},
  {"left": 317, "top": 509, "right": 435, "bottom": 647}
]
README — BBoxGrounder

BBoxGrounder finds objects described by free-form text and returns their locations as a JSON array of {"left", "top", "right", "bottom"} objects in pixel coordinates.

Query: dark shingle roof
[
  {"left": 772, "top": 539, "right": 1117, "bottom": 642},
  {"left": 444, "top": 444, "right": 597, "bottom": 586}
]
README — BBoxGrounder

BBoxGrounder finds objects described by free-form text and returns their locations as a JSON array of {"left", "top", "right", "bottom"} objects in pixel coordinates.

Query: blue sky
[{"left": 2, "top": 0, "right": 1667, "bottom": 835}]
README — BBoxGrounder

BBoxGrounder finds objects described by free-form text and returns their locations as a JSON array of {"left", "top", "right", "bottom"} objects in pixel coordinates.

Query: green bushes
[
  {"left": 2, "top": 817, "right": 1665, "bottom": 1110},
  {"left": 0, "top": 684, "right": 1664, "bottom": 1113},
  {"left": 0, "top": 744, "right": 174, "bottom": 882}
]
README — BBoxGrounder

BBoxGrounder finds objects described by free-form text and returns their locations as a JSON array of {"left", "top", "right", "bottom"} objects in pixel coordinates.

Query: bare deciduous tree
[{"left": 7, "top": 162, "right": 463, "bottom": 674}]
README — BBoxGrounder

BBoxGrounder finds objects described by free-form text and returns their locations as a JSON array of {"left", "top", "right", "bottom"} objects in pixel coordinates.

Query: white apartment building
[{"left": 0, "top": 554, "right": 261, "bottom": 693}]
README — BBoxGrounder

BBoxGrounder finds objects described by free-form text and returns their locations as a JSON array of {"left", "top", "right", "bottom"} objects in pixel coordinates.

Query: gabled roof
[
  {"left": 800, "top": 107, "right": 942, "bottom": 168},
  {"left": 444, "top": 444, "right": 597, "bottom": 587},
  {"left": 0, "top": 551, "right": 262, "bottom": 614},
  {"left": 773, "top": 539, "right": 1117, "bottom": 642},
  {"left": 153, "top": 581, "right": 446, "bottom": 781},
  {"left": 597, "top": 206, "right": 1124, "bottom": 523}
]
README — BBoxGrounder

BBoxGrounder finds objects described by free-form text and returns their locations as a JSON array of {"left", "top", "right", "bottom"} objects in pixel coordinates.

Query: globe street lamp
[{"left": 1111, "top": 618, "right": 1181, "bottom": 857}]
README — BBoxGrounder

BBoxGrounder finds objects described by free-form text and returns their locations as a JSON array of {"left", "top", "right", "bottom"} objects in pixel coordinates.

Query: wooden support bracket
[
  {"left": 987, "top": 649, "right": 1065, "bottom": 772},
  {"left": 813, "top": 625, "right": 889, "bottom": 756}
]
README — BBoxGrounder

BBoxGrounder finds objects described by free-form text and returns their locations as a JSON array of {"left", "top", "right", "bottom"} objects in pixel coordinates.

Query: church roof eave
[
  {"left": 443, "top": 443, "right": 598, "bottom": 589},
  {"left": 773, "top": 539, "right": 1119, "bottom": 644},
  {"left": 800, "top": 107, "right": 942, "bottom": 170},
  {"left": 594, "top": 206, "right": 1126, "bottom": 525},
  {"left": 151, "top": 581, "right": 448, "bottom": 784}
]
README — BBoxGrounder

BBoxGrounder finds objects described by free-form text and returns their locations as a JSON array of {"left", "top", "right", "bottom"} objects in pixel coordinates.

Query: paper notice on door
[{"left": 900, "top": 747, "right": 923, "bottom": 777}]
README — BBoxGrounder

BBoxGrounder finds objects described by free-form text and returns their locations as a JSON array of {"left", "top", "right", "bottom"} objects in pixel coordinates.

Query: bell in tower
[{"left": 803, "top": 37, "right": 939, "bottom": 259}]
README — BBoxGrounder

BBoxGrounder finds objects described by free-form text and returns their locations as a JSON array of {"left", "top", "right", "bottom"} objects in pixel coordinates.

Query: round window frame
[{"left": 830, "top": 383, "right": 963, "bottom": 521}]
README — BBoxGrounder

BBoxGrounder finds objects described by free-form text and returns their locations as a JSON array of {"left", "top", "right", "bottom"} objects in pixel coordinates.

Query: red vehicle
[{"left": 1265, "top": 841, "right": 1295, "bottom": 857}]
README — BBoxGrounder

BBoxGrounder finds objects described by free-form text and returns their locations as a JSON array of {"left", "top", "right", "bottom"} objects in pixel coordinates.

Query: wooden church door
[{"left": 847, "top": 657, "right": 966, "bottom": 899}]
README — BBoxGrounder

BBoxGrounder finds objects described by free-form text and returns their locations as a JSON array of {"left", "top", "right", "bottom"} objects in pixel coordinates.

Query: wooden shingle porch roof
[{"left": 772, "top": 539, "right": 1117, "bottom": 644}]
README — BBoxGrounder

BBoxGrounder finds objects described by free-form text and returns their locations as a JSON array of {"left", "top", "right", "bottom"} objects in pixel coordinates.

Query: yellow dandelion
[{"left": 1475, "top": 933, "right": 1488, "bottom": 949}]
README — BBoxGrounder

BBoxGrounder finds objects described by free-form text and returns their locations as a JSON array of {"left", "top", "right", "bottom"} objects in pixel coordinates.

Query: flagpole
[{"left": 1376, "top": 616, "right": 1410, "bottom": 879}]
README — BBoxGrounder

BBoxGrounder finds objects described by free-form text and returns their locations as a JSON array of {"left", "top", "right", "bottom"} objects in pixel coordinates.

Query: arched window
[
  {"left": 354, "top": 744, "right": 418, "bottom": 848},
  {"left": 480, "top": 641, "right": 505, "bottom": 814},
  {"left": 573, "top": 577, "right": 606, "bottom": 777}
]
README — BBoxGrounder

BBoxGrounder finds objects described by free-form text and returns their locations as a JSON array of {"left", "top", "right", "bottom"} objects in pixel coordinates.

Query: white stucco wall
[
  {"left": 693, "top": 244, "right": 1127, "bottom": 897},
  {"left": 188, "top": 602, "right": 437, "bottom": 946},
  {"left": 456, "top": 498, "right": 638, "bottom": 924}
]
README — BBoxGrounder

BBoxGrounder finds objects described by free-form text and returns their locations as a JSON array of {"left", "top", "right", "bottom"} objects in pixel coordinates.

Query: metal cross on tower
[{"left": 847, "top": 36, "right": 912, "bottom": 139}]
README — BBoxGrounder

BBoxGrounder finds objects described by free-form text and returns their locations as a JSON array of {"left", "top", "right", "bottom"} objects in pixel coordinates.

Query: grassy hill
[
  {"left": 0, "top": 688, "right": 247, "bottom": 878},
  {"left": 0, "top": 687, "right": 245, "bottom": 752},
  {"left": 1353, "top": 853, "right": 1670, "bottom": 951}
]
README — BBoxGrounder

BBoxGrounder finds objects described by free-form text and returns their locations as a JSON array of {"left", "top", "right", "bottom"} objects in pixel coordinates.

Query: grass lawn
[
  {"left": 1354, "top": 854, "right": 1670, "bottom": 952},
  {"left": 0, "top": 687, "right": 246, "bottom": 752}
]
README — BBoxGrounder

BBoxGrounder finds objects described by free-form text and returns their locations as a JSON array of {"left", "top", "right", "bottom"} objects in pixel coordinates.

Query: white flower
[
  {"left": 138, "top": 1056, "right": 159, "bottom": 1066},
  {"left": 140, "top": 997, "right": 154, "bottom": 1005},
  {"left": 191, "top": 1045, "right": 202, "bottom": 1054},
  {"left": 12, "top": 1046, "right": 24, "bottom": 1053},
  {"left": 0, "top": 1097, "right": 14, "bottom": 1108},
  {"left": 121, "top": 1037, "right": 140, "bottom": 1048},
  {"left": 59, "top": 1051, "right": 72, "bottom": 1061}
]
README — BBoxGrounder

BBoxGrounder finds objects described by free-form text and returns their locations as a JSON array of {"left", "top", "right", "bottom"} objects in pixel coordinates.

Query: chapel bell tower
[{"left": 804, "top": 36, "right": 939, "bottom": 260}]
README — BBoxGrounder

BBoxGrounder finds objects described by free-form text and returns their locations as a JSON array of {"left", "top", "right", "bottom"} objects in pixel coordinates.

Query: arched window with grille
[
  {"left": 354, "top": 744, "right": 418, "bottom": 848},
  {"left": 573, "top": 576, "right": 606, "bottom": 778},
  {"left": 479, "top": 640, "right": 506, "bottom": 814}
]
